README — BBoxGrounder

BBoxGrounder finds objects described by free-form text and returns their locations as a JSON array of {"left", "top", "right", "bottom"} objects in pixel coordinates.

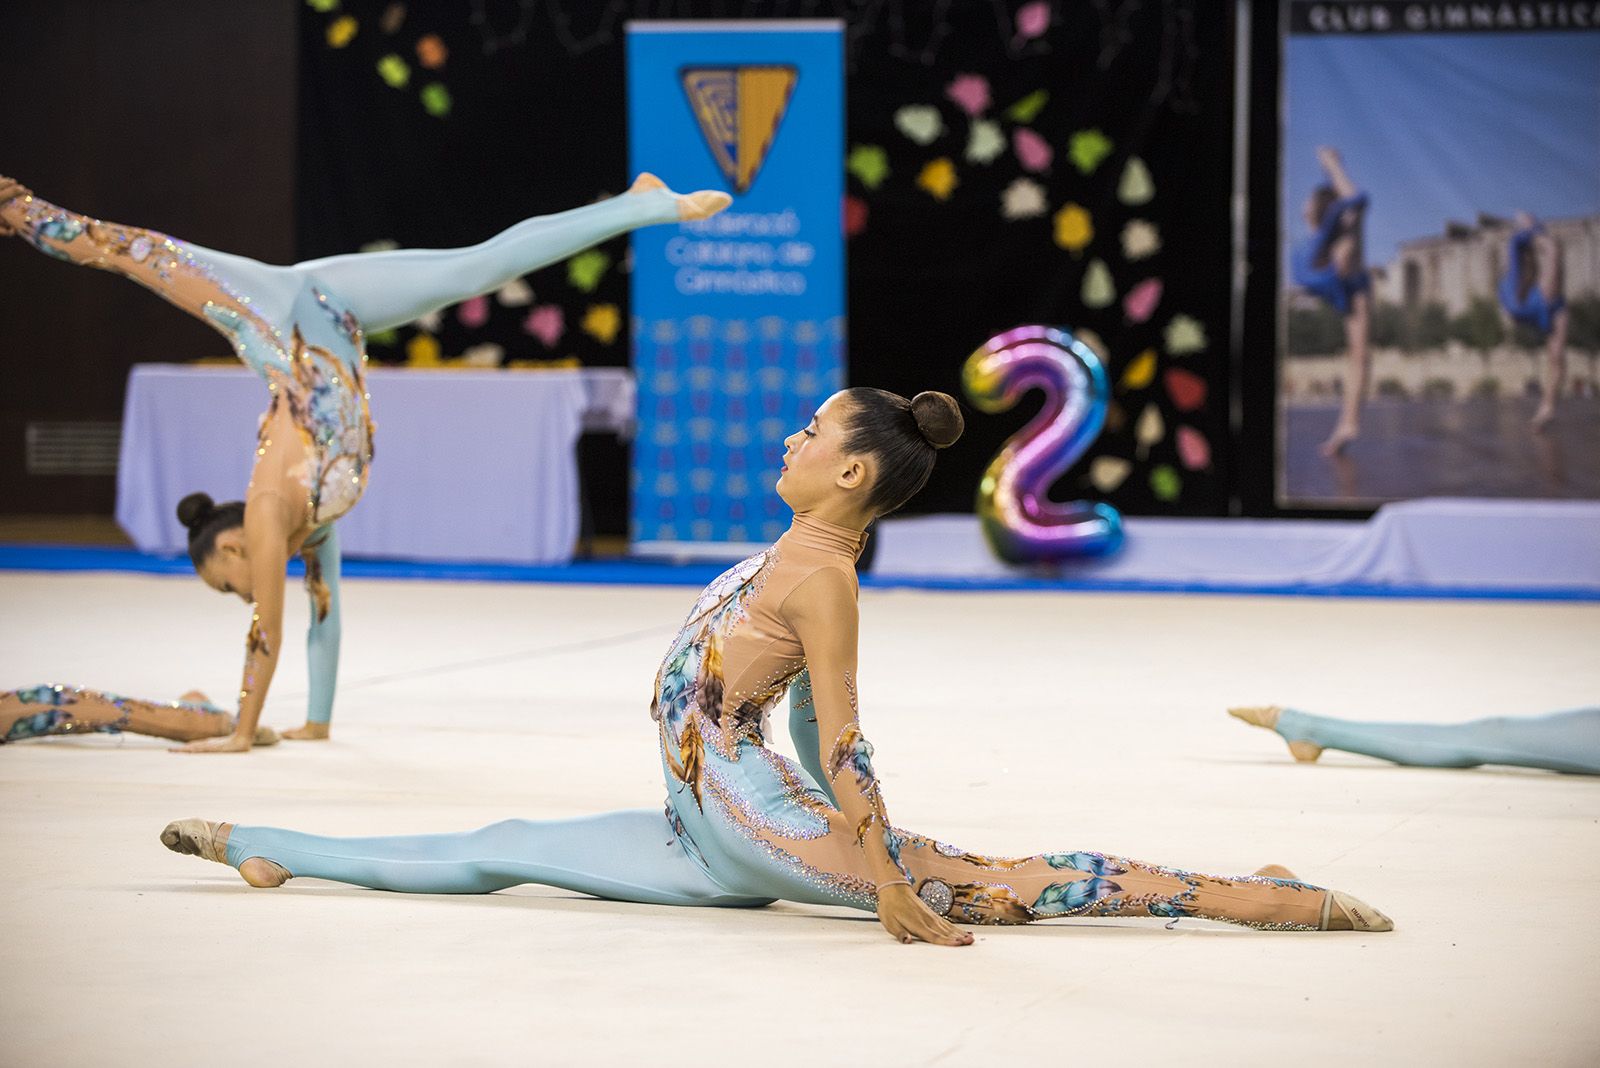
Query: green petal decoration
[
  {"left": 366, "top": 328, "right": 399, "bottom": 347},
  {"left": 846, "top": 145, "right": 890, "bottom": 191},
  {"left": 420, "top": 82, "right": 452, "bottom": 118},
  {"left": 1118, "top": 156, "right": 1155, "bottom": 205},
  {"left": 306, "top": 0, "right": 339, "bottom": 12},
  {"left": 567, "top": 249, "right": 611, "bottom": 294},
  {"left": 1164, "top": 314, "right": 1208, "bottom": 355},
  {"left": 377, "top": 54, "right": 410, "bottom": 89},
  {"left": 1081, "top": 258, "right": 1115, "bottom": 309},
  {"left": 1151, "top": 465, "right": 1182, "bottom": 502},
  {"left": 1068, "top": 129, "right": 1113, "bottom": 175},
  {"left": 1005, "top": 89, "right": 1049, "bottom": 124}
]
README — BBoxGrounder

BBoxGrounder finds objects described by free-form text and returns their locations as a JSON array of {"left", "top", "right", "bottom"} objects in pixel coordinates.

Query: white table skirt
[{"left": 116, "top": 365, "right": 635, "bottom": 565}]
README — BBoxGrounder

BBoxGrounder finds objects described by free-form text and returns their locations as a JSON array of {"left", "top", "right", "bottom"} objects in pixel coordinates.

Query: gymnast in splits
[
  {"left": 164, "top": 388, "right": 1393, "bottom": 942},
  {"left": 1291, "top": 146, "right": 1371, "bottom": 457},
  {"left": 1498, "top": 213, "right": 1569, "bottom": 430},
  {"left": 0, "top": 174, "right": 729, "bottom": 752}
]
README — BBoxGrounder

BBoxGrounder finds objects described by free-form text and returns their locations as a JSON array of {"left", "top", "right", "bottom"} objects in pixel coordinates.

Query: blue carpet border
[{"left": 1, "top": 544, "right": 1595, "bottom": 602}]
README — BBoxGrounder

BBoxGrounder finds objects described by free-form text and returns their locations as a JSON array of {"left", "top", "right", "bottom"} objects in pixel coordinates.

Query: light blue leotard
[{"left": 1275, "top": 706, "right": 1600, "bottom": 775}]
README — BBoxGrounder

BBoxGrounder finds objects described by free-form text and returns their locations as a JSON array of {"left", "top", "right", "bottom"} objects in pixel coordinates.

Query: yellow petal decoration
[
  {"left": 406, "top": 332, "right": 441, "bottom": 367},
  {"left": 1120, "top": 348, "right": 1157, "bottom": 390},
  {"left": 581, "top": 304, "right": 622, "bottom": 345},
  {"left": 1081, "top": 259, "right": 1114, "bottom": 309},
  {"left": 1053, "top": 202, "right": 1093, "bottom": 252},
  {"left": 326, "top": 15, "right": 358, "bottom": 48},
  {"left": 916, "top": 158, "right": 958, "bottom": 201}
]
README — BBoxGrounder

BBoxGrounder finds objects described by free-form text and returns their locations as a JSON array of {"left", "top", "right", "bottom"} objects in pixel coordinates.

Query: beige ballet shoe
[
  {"left": 1320, "top": 891, "right": 1394, "bottom": 932},
  {"left": 1228, "top": 706, "right": 1323, "bottom": 763},
  {"left": 252, "top": 725, "right": 280, "bottom": 747},
  {"left": 630, "top": 172, "right": 732, "bottom": 220},
  {"left": 1253, "top": 864, "right": 1300, "bottom": 881},
  {"left": 160, "top": 818, "right": 229, "bottom": 865}
]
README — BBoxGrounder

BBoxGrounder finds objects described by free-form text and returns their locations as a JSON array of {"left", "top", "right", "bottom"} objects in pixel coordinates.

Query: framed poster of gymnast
[{"left": 1277, "top": 3, "right": 1600, "bottom": 507}]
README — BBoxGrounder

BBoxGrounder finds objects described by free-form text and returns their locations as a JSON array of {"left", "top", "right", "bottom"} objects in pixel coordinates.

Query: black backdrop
[{"left": 297, "top": 0, "right": 1237, "bottom": 526}]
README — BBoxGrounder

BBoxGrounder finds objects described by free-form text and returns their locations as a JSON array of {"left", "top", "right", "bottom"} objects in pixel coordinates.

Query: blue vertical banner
[{"left": 627, "top": 21, "right": 845, "bottom": 555}]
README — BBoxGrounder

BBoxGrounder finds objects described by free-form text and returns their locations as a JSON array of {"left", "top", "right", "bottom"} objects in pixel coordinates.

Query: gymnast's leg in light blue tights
[
  {"left": 164, "top": 811, "right": 775, "bottom": 907},
  {"left": 1230, "top": 705, "right": 1600, "bottom": 775}
]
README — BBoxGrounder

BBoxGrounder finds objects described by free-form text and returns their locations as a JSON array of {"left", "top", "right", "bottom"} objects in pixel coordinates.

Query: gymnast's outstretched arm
[{"left": 783, "top": 568, "right": 973, "bottom": 946}]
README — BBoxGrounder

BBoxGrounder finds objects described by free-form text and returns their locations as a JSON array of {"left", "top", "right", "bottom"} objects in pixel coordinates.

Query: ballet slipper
[
  {"left": 1319, "top": 891, "right": 1394, "bottom": 932},
  {"left": 629, "top": 172, "right": 732, "bottom": 221},
  {"left": 1228, "top": 706, "right": 1323, "bottom": 763},
  {"left": 237, "top": 857, "right": 291, "bottom": 888},
  {"left": 252, "top": 725, "right": 280, "bottom": 747},
  {"left": 160, "top": 818, "right": 229, "bottom": 865}
]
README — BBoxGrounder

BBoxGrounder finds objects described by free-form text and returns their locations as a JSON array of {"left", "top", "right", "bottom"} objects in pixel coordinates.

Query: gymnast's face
[
  {"left": 776, "top": 392, "right": 870, "bottom": 512},
  {"left": 198, "top": 529, "right": 253, "bottom": 603}
]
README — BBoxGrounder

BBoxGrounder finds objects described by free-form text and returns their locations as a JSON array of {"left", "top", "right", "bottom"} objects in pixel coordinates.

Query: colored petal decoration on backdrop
[
  {"left": 1120, "top": 348, "right": 1157, "bottom": 390},
  {"left": 1164, "top": 314, "right": 1207, "bottom": 355},
  {"left": 524, "top": 305, "right": 565, "bottom": 347},
  {"left": 379, "top": 3, "right": 407, "bottom": 34},
  {"left": 966, "top": 120, "right": 1006, "bottom": 164},
  {"left": 460, "top": 342, "right": 504, "bottom": 367},
  {"left": 1001, "top": 178, "right": 1047, "bottom": 220},
  {"left": 844, "top": 195, "right": 869, "bottom": 237},
  {"left": 945, "top": 73, "right": 991, "bottom": 116},
  {"left": 1052, "top": 203, "right": 1092, "bottom": 251},
  {"left": 1135, "top": 403, "right": 1164, "bottom": 457},
  {"left": 567, "top": 249, "right": 610, "bottom": 293},
  {"left": 1014, "top": 1, "right": 1052, "bottom": 43},
  {"left": 495, "top": 279, "right": 533, "bottom": 307},
  {"left": 377, "top": 54, "right": 410, "bottom": 88},
  {"left": 420, "top": 83, "right": 451, "bottom": 117},
  {"left": 1164, "top": 367, "right": 1208, "bottom": 411},
  {"left": 1081, "top": 259, "right": 1115, "bottom": 308},
  {"left": 894, "top": 105, "right": 943, "bottom": 145},
  {"left": 1005, "top": 89, "right": 1049, "bottom": 124},
  {"left": 406, "top": 332, "right": 441, "bottom": 367},
  {"left": 582, "top": 303, "right": 622, "bottom": 344},
  {"left": 326, "top": 16, "right": 358, "bottom": 48},
  {"left": 457, "top": 295, "right": 490, "bottom": 329},
  {"left": 1090, "top": 456, "right": 1132, "bottom": 492},
  {"left": 1068, "top": 129, "right": 1113, "bottom": 174},
  {"left": 1013, "top": 128, "right": 1053, "bottom": 172},
  {"left": 847, "top": 145, "right": 890, "bottom": 190},
  {"left": 916, "top": 158, "right": 958, "bottom": 201},
  {"left": 1150, "top": 465, "right": 1182, "bottom": 501},
  {"left": 1176, "top": 425, "right": 1211, "bottom": 470},
  {"left": 1119, "top": 157, "right": 1155, "bottom": 205},
  {"left": 1123, "top": 278, "right": 1163, "bottom": 323},
  {"left": 416, "top": 34, "right": 448, "bottom": 68},
  {"left": 1121, "top": 219, "right": 1160, "bottom": 260}
]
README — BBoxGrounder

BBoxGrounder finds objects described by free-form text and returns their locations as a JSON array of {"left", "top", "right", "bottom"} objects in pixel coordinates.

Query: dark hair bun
[
  {"left": 910, "top": 392, "right": 964, "bottom": 449},
  {"left": 176, "top": 492, "right": 215, "bottom": 530}
]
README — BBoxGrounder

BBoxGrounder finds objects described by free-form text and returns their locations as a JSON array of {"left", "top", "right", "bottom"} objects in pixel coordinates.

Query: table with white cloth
[{"left": 116, "top": 364, "right": 635, "bottom": 564}]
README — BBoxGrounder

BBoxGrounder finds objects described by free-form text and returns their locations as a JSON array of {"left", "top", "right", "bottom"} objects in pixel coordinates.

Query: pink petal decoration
[
  {"left": 1164, "top": 367, "right": 1208, "bottom": 412},
  {"left": 844, "top": 195, "right": 869, "bottom": 238},
  {"left": 945, "top": 73, "right": 991, "bottom": 117},
  {"left": 1012, "top": 128, "right": 1053, "bottom": 173},
  {"left": 523, "top": 304, "right": 565, "bottom": 348},
  {"left": 457, "top": 295, "right": 490, "bottom": 329},
  {"left": 1176, "top": 425, "right": 1211, "bottom": 471},
  {"left": 1123, "top": 278, "right": 1163, "bottom": 323},
  {"left": 1015, "top": 1, "right": 1051, "bottom": 42}
]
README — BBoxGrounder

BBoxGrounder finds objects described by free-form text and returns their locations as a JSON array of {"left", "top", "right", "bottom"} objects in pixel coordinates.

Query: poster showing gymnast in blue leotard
[{"left": 1278, "top": 4, "right": 1600, "bottom": 507}]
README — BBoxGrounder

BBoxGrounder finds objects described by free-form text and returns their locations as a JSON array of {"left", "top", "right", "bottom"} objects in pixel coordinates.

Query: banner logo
[{"left": 681, "top": 66, "right": 798, "bottom": 194}]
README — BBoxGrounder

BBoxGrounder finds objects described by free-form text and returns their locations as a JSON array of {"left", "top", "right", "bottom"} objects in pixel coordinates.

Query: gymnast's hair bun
[
  {"left": 910, "top": 391, "right": 964, "bottom": 449},
  {"left": 176, "top": 492, "right": 216, "bottom": 531}
]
